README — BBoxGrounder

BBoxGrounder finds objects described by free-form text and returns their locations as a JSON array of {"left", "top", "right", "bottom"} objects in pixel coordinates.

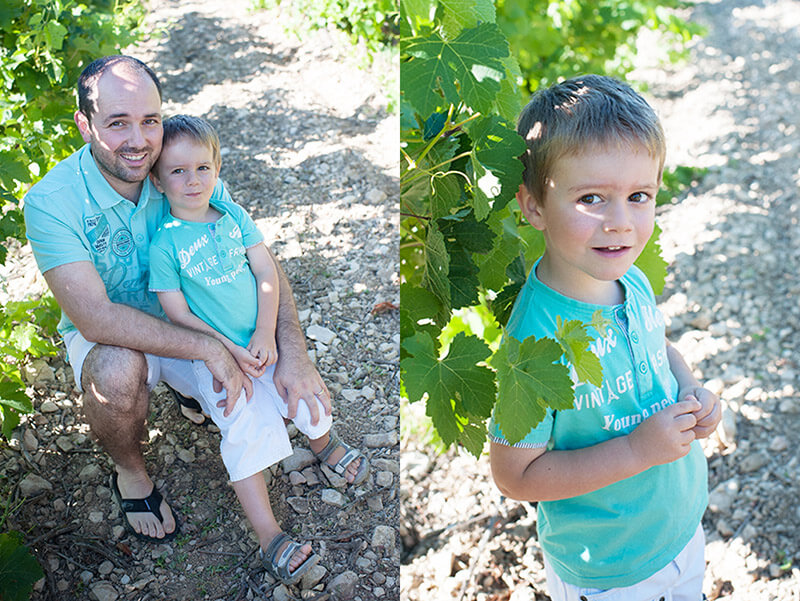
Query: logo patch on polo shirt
[
  {"left": 111, "top": 228, "right": 135, "bottom": 257},
  {"left": 85, "top": 213, "right": 111, "bottom": 254}
]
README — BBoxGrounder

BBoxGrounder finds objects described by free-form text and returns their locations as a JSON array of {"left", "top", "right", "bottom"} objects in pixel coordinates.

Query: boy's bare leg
[
  {"left": 81, "top": 344, "right": 176, "bottom": 539},
  {"left": 308, "top": 433, "right": 362, "bottom": 483},
  {"left": 231, "top": 473, "right": 311, "bottom": 571}
]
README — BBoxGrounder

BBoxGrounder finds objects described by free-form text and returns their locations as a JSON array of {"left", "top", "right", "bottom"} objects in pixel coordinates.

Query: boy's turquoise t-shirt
[
  {"left": 489, "top": 261, "right": 708, "bottom": 589},
  {"left": 148, "top": 199, "right": 264, "bottom": 348},
  {"left": 23, "top": 144, "right": 232, "bottom": 337}
]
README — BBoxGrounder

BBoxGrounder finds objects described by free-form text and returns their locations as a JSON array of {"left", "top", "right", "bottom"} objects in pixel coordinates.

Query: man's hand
[
  {"left": 204, "top": 340, "right": 253, "bottom": 417},
  {"left": 680, "top": 386, "right": 721, "bottom": 439},
  {"left": 628, "top": 399, "right": 699, "bottom": 469},
  {"left": 272, "top": 349, "right": 331, "bottom": 426}
]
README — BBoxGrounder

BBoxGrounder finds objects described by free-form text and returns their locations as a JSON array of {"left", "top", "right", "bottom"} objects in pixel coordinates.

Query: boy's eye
[
  {"left": 171, "top": 168, "right": 184, "bottom": 175},
  {"left": 198, "top": 165, "right": 209, "bottom": 171},
  {"left": 629, "top": 192, "right": 651, "bottom": 203},
  {"left": 578, "top": 194, "right": 602, "bottom": 205}
]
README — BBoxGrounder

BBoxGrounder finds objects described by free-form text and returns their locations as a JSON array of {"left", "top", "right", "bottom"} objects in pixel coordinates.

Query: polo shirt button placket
[{"left": 638, "top": 361, "right": 648, "bottom": 375}]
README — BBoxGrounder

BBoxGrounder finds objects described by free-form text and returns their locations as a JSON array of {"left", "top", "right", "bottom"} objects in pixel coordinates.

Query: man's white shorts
[
  {"left": 544, "top": 524, "right": 705, "bottom": 601},
  {"left": 64, "top": 330, "right": 333, "bottom": 482}
]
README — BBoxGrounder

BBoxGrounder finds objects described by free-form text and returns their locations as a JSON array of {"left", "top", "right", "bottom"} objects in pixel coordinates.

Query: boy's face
[
  {"left": 150, "top": 136, "right": 220, "bottom": 221},
  {"left": 518, "top": 144, "right": 659, "bottom": 304}
]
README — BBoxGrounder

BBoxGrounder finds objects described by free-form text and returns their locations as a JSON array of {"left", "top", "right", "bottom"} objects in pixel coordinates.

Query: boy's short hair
[
  {"left": 160, "top": 114, "right": 221, "bottom": 169},
  {"left": 78, "top": 55, "right": 162, "bottom": 122},
  {"left": 517, "top": 74, "right": 666, "bottom": 203}
]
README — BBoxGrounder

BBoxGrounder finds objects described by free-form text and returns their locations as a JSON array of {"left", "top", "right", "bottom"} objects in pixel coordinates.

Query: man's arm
[
  {"left": 490, "top": 398, "right": 700, "bottom": 502},
  {"left": 267, "top": 246, "right": 331, "bottom": 425},
  {"left": 44, "top": 261, "right": 252, "bottom": 404}
]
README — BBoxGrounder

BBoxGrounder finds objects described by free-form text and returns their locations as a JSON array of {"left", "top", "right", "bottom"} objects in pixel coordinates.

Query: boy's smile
[
  {"left": 151, "top": 136, "right": 221, "bottom": 222},
  {"left": 518, "top": 144, "right": 660, "bottom": 305}
]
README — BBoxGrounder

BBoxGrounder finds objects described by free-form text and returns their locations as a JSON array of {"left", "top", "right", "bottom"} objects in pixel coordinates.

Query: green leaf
[
  {"left": 0, "top": 531, "right": 43, "bottom": 601},
  {"left": 492, "top": 334, "right": 574, "bottom": 445},
  {"left": 423, "top": 222, "right": 451, "bottom": 311},
  {"left": 466, "top": 114, "right": 525, "bottom": 219},
  {"left": 430, "top": 172, "right": 463, "bottom": 219},
  {"left": 45, "top": 21, "right": 68, "bottom": 51},
  {"left": 400, "top": 283, "right": 445, "bottom": 328},
  {"left": 438, "top": 208, "right": 495, "bottom": 254},
  {"left": 554, "top": 316, "right": 603, "bottom": 387},
  {"left": 635, "top": 222, "right": 668, "bottom": 295},
  {"left": 440, "top": 0, "right": 496, "bottom": 39},
  {"left": 446, "top": 244, "right": 480, "bottom": 309},
  {"left": 475, "top": 208, "right": 521, "bottom": 291},
  {"left": 459, "top": 420, "right": 488, "bottom": 458},
  {"left": 0, "top": 381, "right": 33, "bottom": 414},
  {"left": 402, "top": 23, "right": 509, "bottom": 117},
  {"left": 490, "top": 281, "right": 522, "bottom": 328},
  {"left": 401, "top": 331, "right": 495, "bottom": 446}
]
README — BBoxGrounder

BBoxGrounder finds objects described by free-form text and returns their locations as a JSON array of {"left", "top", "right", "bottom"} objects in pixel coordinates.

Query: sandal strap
[
  {"left": 262, "top": 532, "right": 306, "bottom": 581},
  {"left": 313, "top": 428, "right": 342, "bottom": 463},
  {"left": 332, "top": 448, "right": 363, "bottom": 476},
  {"left": 115, "top": 476, "right": 165, "bottom": 522}
]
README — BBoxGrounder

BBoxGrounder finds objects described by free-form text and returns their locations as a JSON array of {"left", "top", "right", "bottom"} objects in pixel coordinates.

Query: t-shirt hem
[{"left": 489, "top": 435, "right": 547, "bottom": 449}]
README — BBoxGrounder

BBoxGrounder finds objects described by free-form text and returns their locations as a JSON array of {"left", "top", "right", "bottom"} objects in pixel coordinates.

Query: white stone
[
  {"left": 89, "top": 581, "right": 118, "bottom": 601},
  {"left": 281, "top": 448, "right": 316, "bottom": 472},
  {"left": 371, "top": 525, "right": 395, "bottom": 553},
  {"left": 320, "top": 488, "right": 347, "bottom": 507},
  {"left": 19, "top": 474, "right": 53, "bottom": 497},
  {"left": 307, "top": 324, "right": 336, "bottom": 345}
]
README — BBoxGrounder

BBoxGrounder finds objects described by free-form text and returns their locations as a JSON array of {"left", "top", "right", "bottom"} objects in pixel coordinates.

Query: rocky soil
[
  {"left": 401, "top": 1, "right": 800, "bottom": 600},
  {"left": 0, "top": 1, "right": 399, "bottom": 600}
]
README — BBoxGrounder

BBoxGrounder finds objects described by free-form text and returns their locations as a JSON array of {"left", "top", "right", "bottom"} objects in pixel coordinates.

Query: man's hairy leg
[{"left": 81, "top": 345, "right": 176, "bottom": 539}]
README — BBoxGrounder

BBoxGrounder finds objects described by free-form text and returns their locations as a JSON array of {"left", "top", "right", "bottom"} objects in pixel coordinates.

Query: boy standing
[
  {"left": 148, "top": 115, "right": 368, "bottom": 584},
  {"left": 489, "top": 75, "right": 721, "bottom": 600}
]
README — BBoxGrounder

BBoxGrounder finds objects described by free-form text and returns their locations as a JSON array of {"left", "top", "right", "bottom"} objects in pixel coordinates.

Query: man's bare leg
[{"left": 81, "top": 344, "right": 176, "bottom": 539}]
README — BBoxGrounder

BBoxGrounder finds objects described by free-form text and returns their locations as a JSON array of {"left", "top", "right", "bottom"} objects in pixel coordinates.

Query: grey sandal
[
  {"left": 313, "top": 428, "right": 370, "bottom": 486},
  {"left": 259, "top": 532, "right": 319, "bottom": 585}
]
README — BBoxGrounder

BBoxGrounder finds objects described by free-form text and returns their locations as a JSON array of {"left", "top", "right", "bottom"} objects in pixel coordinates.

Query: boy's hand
[
  {"left": 247, "top": 328, "right": 278, "bottom": 368},
  {"left": 680, "top": 386, "right": 721, "bottom": 439},
  {"left": 230, "top": 344, "right": 267, "bottom": 378},
  {"left": 628, "top": 399, "right": 699, "bottom": 469}
]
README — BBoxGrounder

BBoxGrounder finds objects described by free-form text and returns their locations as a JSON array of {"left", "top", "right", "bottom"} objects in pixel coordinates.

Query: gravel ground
[
  {"left": 401, "top": 1, "right": 800, "bottom": 600},
  {"left": 1, "top": 1, "right": 399, "bottom": 599}
]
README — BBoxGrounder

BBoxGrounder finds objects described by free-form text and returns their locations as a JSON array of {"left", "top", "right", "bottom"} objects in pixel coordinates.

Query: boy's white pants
[
  {"left": 65, "top": 331, "right": 332, "bottom": 482},
  {"left": 543, "top": 524, "right": 705, "bottom": 601}
]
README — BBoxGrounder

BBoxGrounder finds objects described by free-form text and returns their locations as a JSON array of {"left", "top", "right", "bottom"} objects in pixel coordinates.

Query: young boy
[
  {"left": 489, "top": 75, "right": 721, "bottom": 600},
  {"left": 146, "top": 115, "right": 369, "bottom": 584}
]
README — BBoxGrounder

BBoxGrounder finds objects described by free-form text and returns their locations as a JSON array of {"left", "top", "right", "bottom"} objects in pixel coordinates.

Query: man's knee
[{"left": 82, "top": 345, "right": 148, "bottom": 406}]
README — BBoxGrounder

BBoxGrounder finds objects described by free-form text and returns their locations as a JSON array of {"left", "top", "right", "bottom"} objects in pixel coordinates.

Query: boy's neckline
[
  {"left": 168, "top": 203, "right": 223, "bottom": 224},
  {"left": 531, "top": 258, "right": 627, "bottom": 309}
]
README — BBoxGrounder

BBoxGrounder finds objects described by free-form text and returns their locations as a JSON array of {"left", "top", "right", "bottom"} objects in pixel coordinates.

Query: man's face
[{"left": 75, "top": 65, "right": 162, "bottom": 202}]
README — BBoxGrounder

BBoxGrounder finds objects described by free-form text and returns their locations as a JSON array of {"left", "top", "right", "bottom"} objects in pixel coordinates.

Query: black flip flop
[
  {"left": 110, "top": 473, "right": 180, "bottom": 542},
  {"left": 163, "top": 383, "right": 210, "bottom": 427}
]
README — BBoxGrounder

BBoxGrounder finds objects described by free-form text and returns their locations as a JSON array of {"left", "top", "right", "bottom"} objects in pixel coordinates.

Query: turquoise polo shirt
[
  {"left": 148, "top": 199, "right": 264, "bottom": 348},
  {"left": 23, "top": 144, "right": 232, "bottom": 337},
  {"left": 489, "top": 261, "right": 707, "bottom": 589}
]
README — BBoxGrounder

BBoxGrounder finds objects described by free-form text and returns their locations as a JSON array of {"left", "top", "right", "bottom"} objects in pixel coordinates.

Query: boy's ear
[
  {"left": 74, "top": 110, "right": 92, "bottom": 144},
  {"left": 516, "top": 183, "right": 546, "bottom": 231},
  {"left": 150, "top": 171, "right": 164, "bottom": 193}
]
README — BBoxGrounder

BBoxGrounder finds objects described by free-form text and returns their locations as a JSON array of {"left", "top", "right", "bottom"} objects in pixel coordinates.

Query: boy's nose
[{"left": 602, "top": 201, "right": 633, "bottom": 232}]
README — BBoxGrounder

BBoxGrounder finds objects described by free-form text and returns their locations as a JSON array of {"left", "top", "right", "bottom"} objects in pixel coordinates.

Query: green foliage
[
  {"left": 252, "top": 0, "right": 399, "bottom": 57},
  {"left": 657, "top": 165, "right": 708, "bottom": 206},
  {"left": 495, "top": 0, "right": 705, "bottom": 95},
  {"left": 0, "top": 531, "right": 43, "bottom": 601},
  {"left": 400, "top": 1, "right": 701, "bottom": 457},
  {"left": 0, "top": 296, "right": 59, "bottom": 438}
]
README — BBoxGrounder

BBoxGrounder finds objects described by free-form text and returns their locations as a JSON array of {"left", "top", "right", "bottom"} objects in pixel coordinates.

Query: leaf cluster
[{"left": 400, "top": 0, "right": 695, "bottom": 457}]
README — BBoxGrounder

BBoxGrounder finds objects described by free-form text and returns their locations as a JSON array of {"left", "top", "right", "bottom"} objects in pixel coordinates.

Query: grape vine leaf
[
  {"left": 553, "top": 315, "right": 603, "bottom": 387},
  {"left": 476, "top": 208, "right": 522, "bottom": 292},
  {"left": 446, "top": 245, "right": 480, "bottom": 309},
  {"left": 401, "top": 330, "right": 495, "bottom": 447},
  {"left": 430, "top": 172, "right": 463, "bottom": 219},
  {"left": 0, "top": 531, "right": 43, "bottom": 601},
  {"left": 440, "top": 0, "right": 496, "bottom": 39},
  {"left": 492, "top": 334, "right": 574, "bottom": 445},
  {"left": 402, "top": 23, "right": 509, "bottom": 118},
  {"left": 423, "top": 222, "right": 451, "bottom": 311},
  {"left": 466, "top": 114, "right": 526, "bottom": 220},
  {"left": 635, "top": 222, "right": 668, "bottom": 295}
]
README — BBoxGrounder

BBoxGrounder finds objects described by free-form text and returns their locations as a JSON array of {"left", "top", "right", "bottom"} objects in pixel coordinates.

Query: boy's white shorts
[
  {"left": 544, "top": 523, "right": 705, "bottom": 601},
  {"left": 64, "top": 330, "right": 333, "bottom": 482}
]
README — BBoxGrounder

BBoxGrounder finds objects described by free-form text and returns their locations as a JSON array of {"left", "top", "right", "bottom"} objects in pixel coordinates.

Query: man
[{"left": 24, "top": 55, "right": 331, "bottom": 541}]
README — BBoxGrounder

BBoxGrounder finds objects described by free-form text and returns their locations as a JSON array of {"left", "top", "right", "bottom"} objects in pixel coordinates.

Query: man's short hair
[
  {"left": 517, "top": 74, "right": 666, "bottom": 204},
  {"left": 159, "top": 114, "right": 221, "bottom": 169},
  {"left": 77, "top": 55, "right": 162, "bottom": 122}
]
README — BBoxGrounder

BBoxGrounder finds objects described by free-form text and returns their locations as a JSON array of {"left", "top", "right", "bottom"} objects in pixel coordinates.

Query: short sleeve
[
  {"left": 227, "top": 200, "right": 263, "bottom": 248},
  {"left": 148, "top": 234, "right": 181, "bottom": 292},
  {"left": 24, "top": 195, "right": 91, "bottom": 274},
  {"left": 489, "top": 408, "right": 554, "bottom": 448}
]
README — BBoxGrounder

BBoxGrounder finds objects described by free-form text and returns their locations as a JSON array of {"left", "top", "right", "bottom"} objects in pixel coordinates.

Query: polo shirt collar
[{"left": 80, "top": 144, "right": 156, "bottom": 209}]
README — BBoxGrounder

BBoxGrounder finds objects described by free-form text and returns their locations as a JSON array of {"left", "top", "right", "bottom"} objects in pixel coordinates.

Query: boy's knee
[{"left": 82, "top": 345, "right": 148, "bottom": 403}]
